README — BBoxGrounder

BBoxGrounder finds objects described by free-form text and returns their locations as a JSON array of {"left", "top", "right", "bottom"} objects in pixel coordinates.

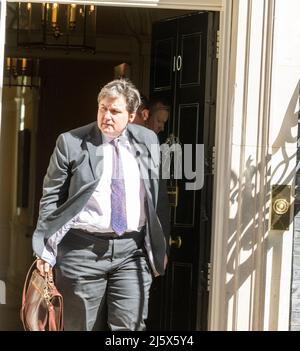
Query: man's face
[
  {"left": 97, "top": 96, "right": 135, "bottom": 138},
  {"left": 148, "top": 103, "right": 169, "bottom": 134}
]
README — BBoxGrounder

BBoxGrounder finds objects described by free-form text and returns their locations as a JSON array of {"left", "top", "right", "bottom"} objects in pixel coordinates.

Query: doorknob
[
  {"left": 169, "top": 236, "right": 182, "bottom": 249},
  {"left": 270, "top": 185, "right": 291, "bottom": 230}
]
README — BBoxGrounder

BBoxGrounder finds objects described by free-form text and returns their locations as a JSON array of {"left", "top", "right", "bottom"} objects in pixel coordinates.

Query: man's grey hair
[{"left": 97, "top": 79, "right": 141, "bottom": 114}]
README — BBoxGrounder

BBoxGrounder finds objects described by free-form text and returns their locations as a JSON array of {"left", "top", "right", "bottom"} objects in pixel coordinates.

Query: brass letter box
[{"left": 167, "top": 185, "right": 178, "bottom": 207}]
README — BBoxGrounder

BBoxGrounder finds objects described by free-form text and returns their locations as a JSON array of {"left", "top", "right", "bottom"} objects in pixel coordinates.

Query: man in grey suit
[{"left": 33, "top": 79, "right": 170, "bottom": 331}]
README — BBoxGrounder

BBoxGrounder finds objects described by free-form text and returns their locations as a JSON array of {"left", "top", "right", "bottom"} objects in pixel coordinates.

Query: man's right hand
[{"left": 36, "top": 258, "right": 53, "bottom": 277}]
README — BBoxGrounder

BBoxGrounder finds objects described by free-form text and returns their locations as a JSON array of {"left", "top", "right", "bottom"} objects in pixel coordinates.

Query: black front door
[{"left": 147, "top": 11, "right": 219, "bottom": 331}]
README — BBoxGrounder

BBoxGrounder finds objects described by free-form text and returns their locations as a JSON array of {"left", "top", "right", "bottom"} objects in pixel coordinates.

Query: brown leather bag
[{"left": 20, "top": 260, "right": 63, "bottom": 331}]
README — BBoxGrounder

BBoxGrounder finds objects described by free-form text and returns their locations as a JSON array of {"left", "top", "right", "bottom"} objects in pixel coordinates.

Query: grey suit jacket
[{"left": 32, "top": 122, "right": 170, "bottom": 276}]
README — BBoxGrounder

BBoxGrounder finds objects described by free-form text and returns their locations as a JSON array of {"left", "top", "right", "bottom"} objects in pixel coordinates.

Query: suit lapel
[
  {"left": 127, "top": 124, "right": 160, "bottom": 166},
  {"left": 127, "top": 124, "right": 159, "bottom": 206},
  {"left": 133, "top": 139, "right": 152, "bottom": 201},
  {"left": 85, "top": 123, "right": 104, "bottom": 180}
]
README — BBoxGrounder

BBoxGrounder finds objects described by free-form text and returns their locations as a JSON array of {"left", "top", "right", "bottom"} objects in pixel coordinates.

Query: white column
[
  {"left": 208, "top": 0, "right": 233, "bottom": 331},
  {"left": 0, "top": 0, "right": 6, "bottom": 130},
  {"left": 210, "top": 0, "right": 300, "bottom": 330},
  {"left": 0, "top": 0, "right": 8, "bottom": 277}
]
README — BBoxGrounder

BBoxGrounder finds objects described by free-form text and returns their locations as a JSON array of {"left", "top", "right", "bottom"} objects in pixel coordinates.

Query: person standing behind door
[
  {"left": 147, "top": 97, "right": 170, "bottom": 135},
  {"left": 32, "top": 78, "right": 170, "bottom": 331},
  {"left": 134, "top": 95, "right": 170, "bottom": 135}
]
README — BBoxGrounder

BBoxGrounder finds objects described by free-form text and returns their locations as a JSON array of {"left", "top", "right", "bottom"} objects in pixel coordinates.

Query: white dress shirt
[{"left": 41, "top": 129, "right": 146, "bottom": 266}]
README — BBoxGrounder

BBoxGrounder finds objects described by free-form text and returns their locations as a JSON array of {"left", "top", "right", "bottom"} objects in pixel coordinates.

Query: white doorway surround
[
  {"left": 210, "top": 0, "right": 300, "bottom": 331},
  {"left": 0, "top": 0, "right": 7, "bottom": 132},
  {"left": 1, "top": 0, "right": 300, "bottom": 331}
]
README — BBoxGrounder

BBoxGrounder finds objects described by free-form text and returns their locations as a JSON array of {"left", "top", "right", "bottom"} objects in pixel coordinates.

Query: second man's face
[
  {"left": 148, "top": 103, "right": 169, "bottom": 134},
  {"left": 97, "top": 95, "right": 135, "bottom": 138}
]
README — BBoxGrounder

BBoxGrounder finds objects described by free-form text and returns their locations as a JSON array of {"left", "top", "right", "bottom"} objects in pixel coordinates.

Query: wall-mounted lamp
[{"left": 4, "top": 57, "right": 40, "bottom": 88}]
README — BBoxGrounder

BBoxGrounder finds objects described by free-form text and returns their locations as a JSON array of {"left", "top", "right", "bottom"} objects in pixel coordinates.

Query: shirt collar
[{"left": 102, "top": 128, "right": 130, "bottom": 147}]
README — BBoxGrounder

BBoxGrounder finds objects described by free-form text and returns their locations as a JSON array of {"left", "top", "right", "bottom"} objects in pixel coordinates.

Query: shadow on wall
[{"left": 224, "top": 80, "right": 300, "bottom": 330}]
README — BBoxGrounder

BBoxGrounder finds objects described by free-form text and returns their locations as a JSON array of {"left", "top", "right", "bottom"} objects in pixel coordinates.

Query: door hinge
[
  {"left": 216, "top": 30, "right": 220, "bottom": 59},
  {"left": 212, "top": 146, "right": 216, "bottom": 175},
  {"left": 207, "top": 262, "right": 212, "bottom": 292},
  {"left": 205, "top": 147, "right": 216, "bottom": 175}
]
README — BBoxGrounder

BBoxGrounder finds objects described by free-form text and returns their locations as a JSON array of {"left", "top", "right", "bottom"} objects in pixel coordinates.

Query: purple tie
[{"left": 111, "top": 139, "right": 127, "bottom": 236}]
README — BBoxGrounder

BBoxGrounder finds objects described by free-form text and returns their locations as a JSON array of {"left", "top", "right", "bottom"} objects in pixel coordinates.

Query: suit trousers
[{"left": 55, "top": 228, "right": 153, "bottom": 331}]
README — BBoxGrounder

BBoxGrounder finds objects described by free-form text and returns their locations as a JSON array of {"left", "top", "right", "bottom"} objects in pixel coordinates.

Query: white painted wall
[
  {"left": 210, "top": 0, "right": 300, "bottom": 331},
  {"left": 264, "top": 0, "right": 300, "bottom": 331}
]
